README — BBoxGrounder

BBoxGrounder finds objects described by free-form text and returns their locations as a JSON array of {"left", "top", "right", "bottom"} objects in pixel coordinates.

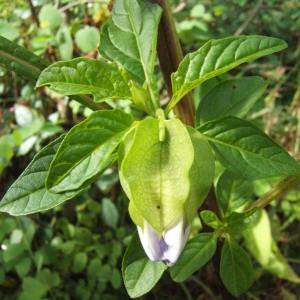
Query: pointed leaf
[
  {"left": 98, "top": 0, "right": 162, "bottom": 106},
  {"left": 198, "top": 116, "right": 300, "bottom": 180},
  {"left": 216, "top": 169, "right": 253, "bottom": 216},
  {"left": 122, "top": 232, "right": 167, "bottom": 298},
  {"left": 170, "top": 232, "right": 217, "bottom": 282},
  {"left": 223, "top": 208, "right": 258, "bottom": 233},
  {"left": 121, "top": 118, "right": 194, "bottom": 234},
  {"left": 47, "top": 109, "right": 134, "bottom": 193},
  {"left": 36, "top": 58, "right": 133, "bottom": 102},
  {"left": 196, "top": 76, "right": 269, "bottom": 126},
  {"left": 0, "top": 136, "right": 81, "bottom": 215},
  {"left": 167, "top": 36, "right": 287, "bottom": 112},
  {"left": 220, "top": 237, "right": 254, "bottom": 297},
  {"left": 200, "top": 210, "right": 223, "bottom": 229}
]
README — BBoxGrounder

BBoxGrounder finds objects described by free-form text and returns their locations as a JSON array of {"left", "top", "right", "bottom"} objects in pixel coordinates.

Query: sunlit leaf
[
  {"left": 196, "top": 76, "right": 269, "bottom": 126},
  {"left": 36, "top": 58, "right": 133, "bottom": 102},
  {"left": 46, "top": 109, "right": 134, "bottom": 193},
  {"left": 0, "top": 136, "right": 81, "bottom": 215},
  {"left": 198, "top": 116, "right": 300, "bottom": 180},
  {"left": 167, "top": 36, "right": 287, "bottom": 113},
  {"left": 120, "top": 118, "right": 194, "bottom": 234}
]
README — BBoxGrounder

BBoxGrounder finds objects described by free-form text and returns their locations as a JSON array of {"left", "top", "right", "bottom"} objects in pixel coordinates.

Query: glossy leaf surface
[
  {"left": 196, "top": 76, "right": 269, "bottom": 126},
  {"left": 0, "top": 136, "right": 80, "bottom": 215},
  {"left": 198, "top": 116, "right": 300, "bottom": 180},
  {"left": 47, "top": 109, "right": 134, "bottom": 193},
  {"left": 170, "top": 232, "right": 217, "bottom": 282},
  {"left": 167, "top": 36, "right": 287, "bottom": 112}
]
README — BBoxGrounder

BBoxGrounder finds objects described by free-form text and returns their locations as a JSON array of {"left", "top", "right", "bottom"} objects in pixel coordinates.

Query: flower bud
[{"left": 137, "top": 211, "right": 190, "bottom": 267}]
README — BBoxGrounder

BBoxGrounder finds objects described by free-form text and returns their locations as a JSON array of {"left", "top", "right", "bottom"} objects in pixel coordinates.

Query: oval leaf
[
  {"left": 0, "top": 136, "right": 81, "bottom": 215},
  {"left": 216, "top": 169, "right": 253, "bottom": 216},
  {"left": 167, "top": 36, "right": 287, "bottom": 113},
  {"left": 196, "top": 76, "right": 269, "bottom": 126},
  {"left": 122, "top": 232, "right": 167, "bottom": 298},
  {"left": 220, "top": 237, "right": 254, "bottom": 297},
  {"left": 198, "top": 115, "right": 300, "bottom": 180},
  {"left": 36, "top": 58, "right": 133, "bottom": 102},
  {"left": 47, "top": 109, "right": 134, "bottom": 193},
  {"left": 170, "top": 232, "right": 217, "bottom": 282},
  {"left": 99, "top": 0, "right": 162, "bottom": 87}
]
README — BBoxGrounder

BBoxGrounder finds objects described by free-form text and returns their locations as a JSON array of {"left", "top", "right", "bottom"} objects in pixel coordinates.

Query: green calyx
[{"left": 119, "top": 116, "right": 215, "bottom": 235}]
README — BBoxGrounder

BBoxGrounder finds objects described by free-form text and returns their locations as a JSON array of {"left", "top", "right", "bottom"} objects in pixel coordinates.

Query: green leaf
[
  {"left": 244, "top": 209, "right": 272, "bottom": 266},
  {"left": 56, "top": 26, "right": 73, "bottom": 60},
  {"left": 220, "top": 237, "right": 254, "bottom": 297},
  {"left": 223, "top": 208, "right": 258, "bottom": 233},
  {"left": 101, "top": 198, "right": 119, "bottom": 229},
  {"left": 122, "top": 232, "right": 167, "bottom": 298},
  {"left": 216, "top": 169, "right": 253, "bottom": 216},
  {"left": 264, "top": 240, "right": 300, "bottom": 283},
  {"left": 36, "top": 58, "right": 133, "bottom": 102},
  {"left": 0, "top": 136, "right": 81, "bottom": 215},
  {"left": 75, "top": 26, "right": 100, "bottom": 54},
  {"left": 120, "top": 117, "right": 194, "bottom": 233},
  {"left": 198, "top": 115, "right": 300, "bottom": 180},
  {"left": 72, "top": 252, "right": 88, "bottom": 273},
  {"left": 22, "top": 277, "right": 48, "bottom": 298},
  {"left": 0, "top": 22, "right": 19, "bottom": 41},
  {"left": 38, "top": 4, "right": 63, "bottom": 30},
  {"left": 47, "top": 109, "right": 134, "bottom": 193},
  {"left": 200, "top": 210, "right": 223, "bottom": 229},
  {"left": 185, "top": 127, "right": 215, "bottom": 225},
  {"left": 166, "top": 36, "right": 287, "bottom": 113},
  {"left": 244, "top": 209, "right": 300, "bottom": 282},
  {"left": 196, "top": 76, "right": 269, "bottom": 126},
  {"left": 98, "top": 0, "right": 162, "bottom": 107},
  {"left": 170, "top": 233, "right": 217, "bottom": 282}
]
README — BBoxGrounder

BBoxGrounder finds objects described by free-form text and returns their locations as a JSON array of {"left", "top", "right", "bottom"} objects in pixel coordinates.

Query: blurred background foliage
[{"left": 0, "top": 0, "right": 300, "bottom": 299}]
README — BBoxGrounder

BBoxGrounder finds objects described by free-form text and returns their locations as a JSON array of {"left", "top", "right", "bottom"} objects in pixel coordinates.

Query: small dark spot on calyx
[
  {"left": 233, "top": 85, "right": 237, "bottom": 89},
  {"left": 157, "top": 206, "right": 160, "bottom": 209}
]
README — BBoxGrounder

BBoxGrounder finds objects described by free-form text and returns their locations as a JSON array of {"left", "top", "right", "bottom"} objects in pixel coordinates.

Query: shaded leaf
[
  {"left": 220, "top": 237, "right": 254, "bottom": 297},
  {"left": 170, "top": 232, "right": 217, "bottom": 281},
  {"left": 122, "top": 232, "right": 167, "bottom": 298},
  {"left": 200, "top": 210, "right": 222, "bottom": 229},
  {"left": 223, "top": 208, "right": 258, "bottom": 233},
  {"left": 216, "top": 169, "right": 253, "bottom": 215}
]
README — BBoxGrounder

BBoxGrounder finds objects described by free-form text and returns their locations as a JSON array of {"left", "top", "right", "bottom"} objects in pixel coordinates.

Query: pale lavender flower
[{"left": 137, "top": 211, "right": 190, "bottom": 267}]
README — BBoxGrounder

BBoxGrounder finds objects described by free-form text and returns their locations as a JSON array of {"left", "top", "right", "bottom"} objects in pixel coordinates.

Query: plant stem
[
  {"left": 246, "top": 173, "right": 300, "bottom": 210},
  {"left": 150, "top": 1, "right": 236, "bottom": 299},
  {"left": 148, "top": 0, "right": 195, "bottom": 127}
]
